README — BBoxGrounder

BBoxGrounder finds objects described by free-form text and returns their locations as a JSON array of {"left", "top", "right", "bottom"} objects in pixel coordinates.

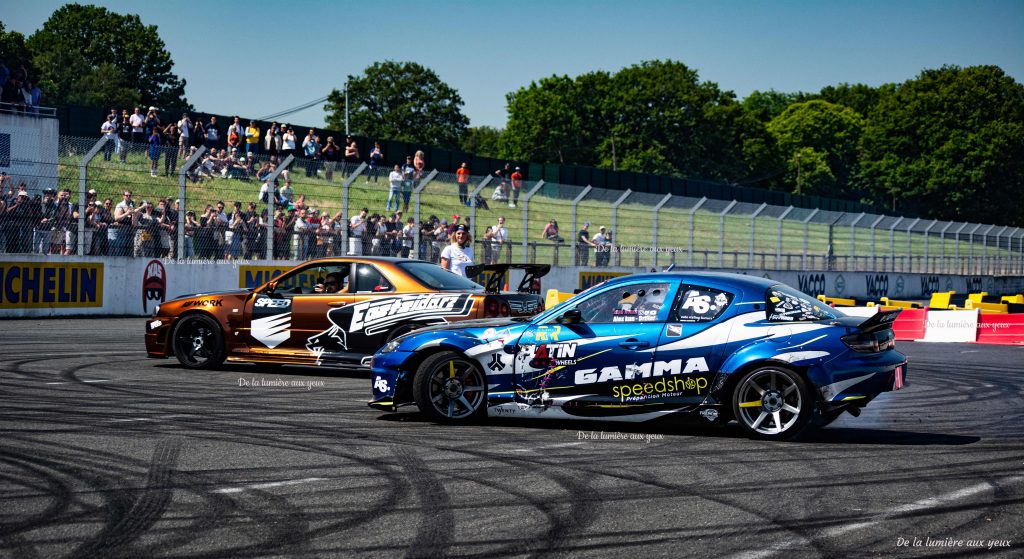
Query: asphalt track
[{"left": 1, "top": 318, "right": 1022, "bottom": 558}]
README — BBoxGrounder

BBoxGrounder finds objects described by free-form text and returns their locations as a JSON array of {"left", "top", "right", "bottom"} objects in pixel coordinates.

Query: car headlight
[{"left": 380, "top": 339, "right": 401, "bottom": 354}]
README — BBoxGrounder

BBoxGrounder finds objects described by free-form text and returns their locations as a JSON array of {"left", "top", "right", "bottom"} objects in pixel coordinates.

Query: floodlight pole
[
  {"left": 263, "top": 154, "right": 293, "bottom": 260},
  {"left": 688, "top": 197, "right": 708, "bottom": 267},
  {"left": 571, "top": 186, "right": 592, "bottom": 266},
  {"left": 652, "top": 193, "right": 673, "bottom": 267},
  {"left": 609, "top": 189, "right": 632, "bottom": 267},
  {"left": 78, "top": 137, "right": 108, "bottom": 256}
]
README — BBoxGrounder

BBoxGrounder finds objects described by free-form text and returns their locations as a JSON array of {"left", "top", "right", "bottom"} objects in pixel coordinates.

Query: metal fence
[{"left": 1, "top": 135, "right": 1022, "bottom": 276}]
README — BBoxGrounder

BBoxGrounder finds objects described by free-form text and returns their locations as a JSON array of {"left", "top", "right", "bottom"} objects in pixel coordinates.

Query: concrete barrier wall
[{"left": 1, "top": 255, "right": 1021, "bottom": 318}]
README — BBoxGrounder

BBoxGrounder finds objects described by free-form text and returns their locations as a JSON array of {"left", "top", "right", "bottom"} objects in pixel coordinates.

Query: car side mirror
[
  {"left": 265, "top": 281, "right": 277, "bottom": 294},
  {"left": 557, "top": 309, "right": 582, "bottom": 324}
]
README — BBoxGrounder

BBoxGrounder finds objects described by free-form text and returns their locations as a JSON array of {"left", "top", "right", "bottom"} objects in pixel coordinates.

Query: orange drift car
[{"left": 145, "top": 258, "right": 547, "bottom": 370}]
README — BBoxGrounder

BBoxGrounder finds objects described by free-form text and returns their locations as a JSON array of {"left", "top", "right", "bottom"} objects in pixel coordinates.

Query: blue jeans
[{"left": 386, "top": 189, "right": 400, "bottom": 211}]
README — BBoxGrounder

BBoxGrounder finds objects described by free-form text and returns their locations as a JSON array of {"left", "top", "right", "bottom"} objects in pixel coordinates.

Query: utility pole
[
  {"left": 344, "top": 81, "right": 349, "bottom": 137},
  {"left": 796, "top": 152, "right": 802, "bottom": 195}
]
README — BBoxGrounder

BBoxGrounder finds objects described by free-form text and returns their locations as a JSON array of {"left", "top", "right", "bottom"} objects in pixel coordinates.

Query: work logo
[
  {"left": 142, "top": 259, "right": 165, "bottom": 314},
  {"left": 350, "top": 294, "right": 474, "bottom": 335},
  {"left": 182, "top": 299, "right": 223, "bottom": 308}
]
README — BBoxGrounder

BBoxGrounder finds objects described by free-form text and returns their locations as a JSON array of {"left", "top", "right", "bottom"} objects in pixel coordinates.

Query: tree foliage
[
  {"left": 856, "top": 65, "right": 1024, "bottom": 223},
  {"left": 742, "top": 89, "right": 799, "bottom": 122},
  {"left": 501, "top": 60, "right": 778, "bottom": 184},
  {"left": 25, "top": 3, "right": 188, "bottom": 109},
  {"left": 461, "top": 125, "right": 503, "bottom": 158},
  {"left": 326, "top": 61, "right": 469, "bottom": 150},
  {"left": 768, "top": 100, "right": 865, "bottom": 197},
  {"left": 0, "top": 22, "right": 31, "bottom": 71}
]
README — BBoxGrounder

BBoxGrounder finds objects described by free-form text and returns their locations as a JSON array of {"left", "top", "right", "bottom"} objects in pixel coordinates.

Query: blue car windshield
[{"left": 397, "top": 261, "right": 485, "bottom": 292}]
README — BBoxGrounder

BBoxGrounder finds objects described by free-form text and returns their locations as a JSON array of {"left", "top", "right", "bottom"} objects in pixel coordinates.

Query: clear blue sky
[{"left": 4, "top": 0, "right": 1023, "bottom": 130}]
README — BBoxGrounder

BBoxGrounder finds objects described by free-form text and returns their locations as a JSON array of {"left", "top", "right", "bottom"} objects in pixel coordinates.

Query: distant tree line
[{"left": 3, "top": 4, "right": 1023, "bottom": 225}]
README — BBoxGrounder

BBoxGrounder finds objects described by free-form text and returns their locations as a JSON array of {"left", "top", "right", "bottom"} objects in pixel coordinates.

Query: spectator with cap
[
  {"left": 440, "top": 224, "right": 474, "bottom": 277},
  {"left": 100, "top": 114, "right": 117, "bottom": 161},
  {"left": 576, "top": 221, "right": 595, "bottom": 265},
  {"left": 348, "top": 207, "right": 368, "bottom": 255},
  {"left": 447, "top": 214, "right": 462, "bottom": 237}
]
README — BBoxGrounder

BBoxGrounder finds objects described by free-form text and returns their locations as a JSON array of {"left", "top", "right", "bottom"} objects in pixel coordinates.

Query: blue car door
[{"left": 511, "top": 279, "right": 680, "bottom": 417}]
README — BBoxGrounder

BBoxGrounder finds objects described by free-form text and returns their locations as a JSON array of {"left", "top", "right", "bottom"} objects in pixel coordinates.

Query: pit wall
[{"left": 2, "top": 255, "right": 1022, "bottom": 318}]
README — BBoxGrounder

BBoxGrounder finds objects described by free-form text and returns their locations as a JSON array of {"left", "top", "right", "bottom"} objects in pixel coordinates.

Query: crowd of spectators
[{"left": 0, "top": 63, "right": 42, "bottom": 115}]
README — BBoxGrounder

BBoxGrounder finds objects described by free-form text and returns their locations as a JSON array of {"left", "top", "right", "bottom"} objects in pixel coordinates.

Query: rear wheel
[
  {"left": 171, "top": 314, "right": 226, "bottom": 369},
  {"left": 413, "top": 351, "right": 487, "bottom": 423},
  {"left": 732, "top": 366, "right": 811, "bottom": 440}
]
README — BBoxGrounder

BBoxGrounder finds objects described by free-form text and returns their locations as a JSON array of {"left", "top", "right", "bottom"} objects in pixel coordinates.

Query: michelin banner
[{"left": 0, "top": 255, "right": 1020, "bottom": 317}]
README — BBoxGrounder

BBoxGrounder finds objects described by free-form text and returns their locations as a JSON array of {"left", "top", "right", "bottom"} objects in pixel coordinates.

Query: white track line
[
  {"left": 214, "top": 477, "right": 326, "bottom": 494},
  {"left": 510, "top": 442, "right": 586, "bottom": 452},
  {"left": 46, "top": 379, "right": 115, "bottom": 385},
  {"left": 729, "top": 475, "right": 1024, "bottom": 559}
]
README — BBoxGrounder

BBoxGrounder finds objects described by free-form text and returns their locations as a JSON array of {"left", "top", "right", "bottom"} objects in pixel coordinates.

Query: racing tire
[
  {"left": 170, "top": 314, "right": 226, "bottom": 370},
  {"left": 732, "top": 366, "right": 812, "bottom": 441},
  {"left": 413, "top": 351, "right": 487, "bottom": 424}
]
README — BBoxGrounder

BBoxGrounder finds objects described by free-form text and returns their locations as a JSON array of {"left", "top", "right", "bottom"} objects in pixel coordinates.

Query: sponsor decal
[
  {"left": 0, "top": 262, "right": 103, "bottom": 309},
  {"left": 966, "top": 276, "right": 984, "bottom": 293},
  {"left": 148, "top": 319, "right": 163, "bottom": 331},
  {"left": 895, "top": 275, "right": 905, "bottom": 295},
  {"left": 508, "top": 299, "right": 539, "bottom": 314},
  {"left": 254, "top": 297, "right": 291, "bottom": 308},
  {"left": 700, "top": 408, "right": 719, "bottom": 422},
  {"left": 487, "top": 353, "right": 505, "bottom": 372},
  {"left": 834, "top": 274, "right": 846, "bottom": 295},
  {"left": 373, "top": 376, "right": 390, "bottom": 393},
  {"left": 677, "top": 288, "right": 731, "bottom": 323},
  {"left": 523, "top": 342, "right": 579, "bottom": 368},
  {"left": 865, "top": 274, "right": 889, "bottom": 298},
  {"left": 666, "top": 324, "right": 682, "bottom": 337},
  {"left": 238, "top": 266, "right": 321, "bottom": 290},
  {"left": 252, "top": 312, "right": 291, "bottom": 349},
  {"left": 575, "top": 357, "right": 709, "bottom": 385},
  {"left": 579, "top": 271, "right": 628, "bottom": 291},
  {"left": 142, "top": 259, "right": 165, "bottom": 314},
  {"left": 182, "top": 299, "right": 223, "bottom": 308},
  {"left": 530, "top": 324, "right": 561, "bottom": 342},
  {"left": 920, "top": 275, "right": 940, "bottom": 296},
  {"left": 350, "top": 294, "right": 474, "bottom": 335},
  {"left": 797, "top": 273, "right": 826, "bottom": 296},
  {"left": 611, "top": 374, "right": 709, "bottom": 401}
]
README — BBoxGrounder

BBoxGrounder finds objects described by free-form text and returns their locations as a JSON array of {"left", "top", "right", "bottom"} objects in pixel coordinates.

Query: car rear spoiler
[
  {"left": 466, "top": 264, "right": 551, "bottom": 294},
  {"left": 857, "top": 308, "right": 902, "bottom": 332}
]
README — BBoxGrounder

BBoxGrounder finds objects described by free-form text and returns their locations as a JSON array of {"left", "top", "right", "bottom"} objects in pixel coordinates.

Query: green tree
[
  {"left": 768, "top": 100, "right": 865, "bottom": 197},
  {"left": 0, "top": 22, "right": 31, "bottom": 70},
  {"left": 742, "top": 89, "right": 799, "bottom": 122},
  {"left": 25, "top": 4, "right": 188, "bottom": 108},
  {"left": 857, "top": 65, "right": 1024, "bottom": 223},
  {"left": 461, "top": 125, "right": 503, "bottom": 158},
  {"left": 325, "top": 61, "right": 469, "bottom": 150}
]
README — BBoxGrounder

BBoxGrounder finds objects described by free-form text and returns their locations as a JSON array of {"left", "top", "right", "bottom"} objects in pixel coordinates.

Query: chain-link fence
[{"left": 2, "top": 135, "right": 1022, "bottom": 275}]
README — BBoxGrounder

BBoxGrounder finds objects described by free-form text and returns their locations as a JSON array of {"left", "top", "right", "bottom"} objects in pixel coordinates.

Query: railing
[{"left": 0, "top": 135, "right": 1021, "bottom": 276}]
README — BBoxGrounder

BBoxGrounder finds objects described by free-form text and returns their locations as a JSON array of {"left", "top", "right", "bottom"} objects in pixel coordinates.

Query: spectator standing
[
  {"left": 456, "top": 162, "right": 471, "bottom": 206},
  {"left": 177, "top": 113, "right": 191, "bottom": 158},
  {"left": 343, "top": 137, "right": 359, "bottom": 177},
  {"left": 400, "top": 217, "right": 416, "bottom": 258},
  {"left": 491, "top": 216, "right": 508, "bottom": 264},
  {"left": 182, "top": 210, "right": 198, "bottom": 258},
  {"left": 576, "top": 222, "right": 595, "bottom": 265},
  {"left": 132, "top": 200, "right": 157, "bottom": 257},
  {"left": 244, "top": 202, "right": 261, "bottom": 259},
  {"left": 593, "top": 226, "right": 611, "bottom": 267},
  {"left": 321, "top": 137, "right": 340, "bottom": 182},
  {"left": 100, "top": 115, "right": 117, "bottom": 161},
  {"left": 145, "top": 107, "right": 161, "bottom": 134},
  {"left": 205, "top": 116, "right": 220, "bottom": 149},
  {"left": 129, "top": 107, "right": 145, "bottom": 145},
  {"left": 348, "top": 207, "right": 368, "bottom": 255},
  {"left": 481, "top": 226, "right": 494, "bottom": 264},
  {"left": 147, "top": 127, "right": 163, "bottom": 177},
  {"left": 431, "top": 219, "right": 448, "bottom": 262},
  {"left": 386, "top": 164, "right": 402, "bottom": 212},
  {"left": 227, "top": 117, "right": 244, "bottom": 153},
  {"left": 94, "top": 198, "right": 113, "bottom": 256},
  {"left": 265, "top": 122, "right": 281, "bottom": 156},
  {"left": 281, "top": 127, "right": 297, "bottom": 159},
  {"left": 510, "top": 166, "right": 523, "bottom": 208},
  {"left": 117, "top": 114, "right": 132, "bottom": 165},
  {"left": 400, "top": 155, "right": 415, "bottom": 213},
  {"left": 367, "top": 142, "right": 384, "bottom": 183},
  {"left": 245, "top": 120, "right": 260, "bottom": 157},
  {"left": 33, "top": 189, "right": 56, "bottom": 254},
  {"left": 191, "top": 118, "right": 206, "bottom": 149},
  {"left": 302, "top": 130, "right": 320, "bottom": 177},
  {"left": 110, "top": 191, "right": 135, "bottom": 256},
  {"left": 163, "top": 122, "right": 180, "bottom": 176},
  {"left": 440, "top": 225, "right": 473, "bottom": 277}
]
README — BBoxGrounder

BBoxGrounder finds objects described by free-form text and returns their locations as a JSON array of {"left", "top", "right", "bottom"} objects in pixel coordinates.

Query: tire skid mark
[
  {"left": 69, "top": 438, "right": 182, "bottom": 559},
  {"left": 394, "top": 446, "right": 454, "bottom": 559}
]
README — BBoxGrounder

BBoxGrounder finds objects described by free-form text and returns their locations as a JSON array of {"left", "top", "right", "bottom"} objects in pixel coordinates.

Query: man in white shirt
[
  {"left": 491, "top": 216, "right": 508, "bottom": 264},
  {"left": 593, "top": 226, "right": 611, "bottom": 267},
  {"left": 100, "top": 115, "right": 117, "bottom": 161},
  {"left": 177, "top": 113, "right": 191, "bottom": 157},
  {"left": 129, "top": 107, "right": 145, "bottom": 144},
  {"left": 348, "top": 207, "right": 368, "bottom": 255}
]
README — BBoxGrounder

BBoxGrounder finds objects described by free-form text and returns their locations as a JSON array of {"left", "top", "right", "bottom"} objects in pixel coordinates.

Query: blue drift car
[{"left": 367, "top": 272, "right": 907, "bottom": 440}]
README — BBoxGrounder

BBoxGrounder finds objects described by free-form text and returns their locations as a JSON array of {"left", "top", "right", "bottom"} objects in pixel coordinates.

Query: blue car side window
[
  {"left": 574, "top": 282, "right": 673, "bottom": 324},
  {"left": 672, "top": 285, "right": 734, "bottom": 323}
]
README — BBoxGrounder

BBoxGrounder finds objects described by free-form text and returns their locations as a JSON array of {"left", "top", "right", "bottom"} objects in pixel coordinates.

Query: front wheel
[
  {"left": 732, "top": 366, "right": 811, "bottom": 440},
  {"left": 413, "top": 352, "right": 487, "bottom": 423},
  {"left": 171, "top": 314, "right": 226, "bottom": 369}
]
